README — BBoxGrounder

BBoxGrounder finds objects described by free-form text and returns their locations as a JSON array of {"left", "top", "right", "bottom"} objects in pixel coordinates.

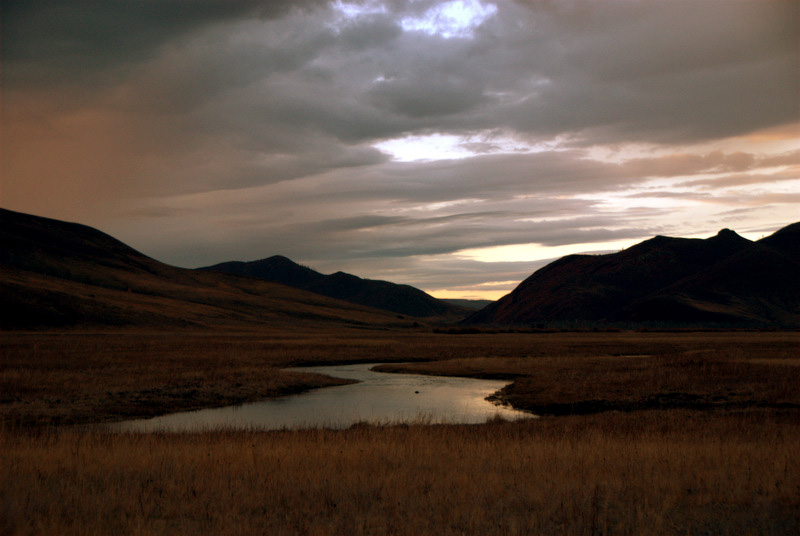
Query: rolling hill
[
  {"left": 200, "top": 257, "right": 464, "bottom": 318},
  {"left": 0, "top": 209, "right": 410, "bottom": 329},
  {"left": 4, "top": 208, "right": 796, "bottom": 330},
  {"left": 465, "top": 224, "right": 800, "bottom": 328}
]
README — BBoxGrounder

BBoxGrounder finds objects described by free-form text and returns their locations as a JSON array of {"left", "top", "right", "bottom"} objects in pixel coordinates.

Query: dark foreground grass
[{"left": 2, "top": 411, "right": 797, "bottom": 535}]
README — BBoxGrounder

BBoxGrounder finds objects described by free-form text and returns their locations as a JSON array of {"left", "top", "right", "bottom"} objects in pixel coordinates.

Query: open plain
[{"left": 2, "top": 329, "right": 798, "bottom": 535}]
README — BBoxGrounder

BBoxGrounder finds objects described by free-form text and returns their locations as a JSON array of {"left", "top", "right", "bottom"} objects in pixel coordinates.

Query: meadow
[{"left": 1, "top": 329, "right": 798, "bottom": 534}]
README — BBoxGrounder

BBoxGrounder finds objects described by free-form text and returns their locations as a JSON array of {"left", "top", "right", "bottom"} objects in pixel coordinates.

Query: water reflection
[{"left": 109, "top": 363, "right": 532, "bottom": 432}]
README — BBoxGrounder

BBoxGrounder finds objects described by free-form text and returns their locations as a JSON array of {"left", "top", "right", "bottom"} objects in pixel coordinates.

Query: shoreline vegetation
[
  {"left": 3, "top": 330, "right": 797, "bottom": 426},
  {"left": 2, "top": 329, "right": 799, "bottom": 534}
]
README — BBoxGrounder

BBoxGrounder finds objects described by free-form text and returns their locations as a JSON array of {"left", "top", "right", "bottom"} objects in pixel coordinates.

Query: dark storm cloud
[
  {"left": 6, "top": 0, "right": 796, "bottom": 141},
  {"left": 369, "top": 75, "right": 488, "bottom": 118},
  {"left": 337, "top": 12, "right": 403, "bottom": 50},
  {"left": 1, "top": 0, "right": 324, "bottom": 88}
]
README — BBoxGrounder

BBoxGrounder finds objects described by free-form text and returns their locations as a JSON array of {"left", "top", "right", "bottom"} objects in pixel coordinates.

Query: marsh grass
[
  {"left": 2, "top": 330, "right": 798, "bottom": 534},
  {"left": 375, "top": 332, "right": 800, "bottom": 414},
  {"left": 2, "top": 410, "right": 797, "bottom": 535},
  {"left": 3, "top": 330, "right": 797, "bottom": 425}
]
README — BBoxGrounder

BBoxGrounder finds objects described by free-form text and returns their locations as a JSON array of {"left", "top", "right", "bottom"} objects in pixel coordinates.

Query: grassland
[
  {"left": 2, "top": 411, "right": 797, "bottom": 535},
  {"left": 1, "top": 329, "right": 799, "bottom": 534}
]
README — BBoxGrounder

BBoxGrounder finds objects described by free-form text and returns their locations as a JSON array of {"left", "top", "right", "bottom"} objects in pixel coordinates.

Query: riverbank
[
  {"left": 372, "top": 333, "right": 800, "bottom": 416},
  {"left": 2, "top": 329, "right": 798, "bottom": 534},
  {"left": 2, "top": 330, "right": 797, "bottom": 426}
]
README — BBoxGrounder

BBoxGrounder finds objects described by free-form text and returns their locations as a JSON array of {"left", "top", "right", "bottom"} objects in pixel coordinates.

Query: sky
[{"left": 2, "top": 0, "right": 798, "bottom": 300}]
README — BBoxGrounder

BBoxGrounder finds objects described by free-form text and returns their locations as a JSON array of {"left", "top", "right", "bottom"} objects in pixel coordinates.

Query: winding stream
[{"left": 109, "top": 363, "right": 532, "bottom": 432}]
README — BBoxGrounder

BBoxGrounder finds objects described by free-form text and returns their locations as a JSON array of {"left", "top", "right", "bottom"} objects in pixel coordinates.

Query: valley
[
  {"left": 2, "top": 208, "right": 799, "bottom": 534},
  {"left": 2, "top": 328, "right": 798, "bottom": 535}
]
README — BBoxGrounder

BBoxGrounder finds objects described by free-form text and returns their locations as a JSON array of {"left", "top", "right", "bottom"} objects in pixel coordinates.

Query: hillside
[
  {"left": 441, "top": 299, "right": 494, "bottom": 310},
  {"left": 0, "top": 209, "right": 408, "bottom": 329},
  {"left": 201, "top": 257, "right": 464, "bottom": 318},
  {"left": 466, "top": 224, "right": 800, "bottom": 328},
  {"left": 621, "top": 223, "right": 800, "bottom": 326}
]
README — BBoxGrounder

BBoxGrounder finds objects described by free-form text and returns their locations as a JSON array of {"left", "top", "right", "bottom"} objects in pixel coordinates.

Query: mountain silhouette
[
  {"left": 465, "top": 224, "right": 799, "bottom": 328},
  {"left": 0, "top": 209, "right": 408, "bottom": 329},
  {"left": 4, "top": 208, "right": 796, "bottom": 329},
  {"left": 620, "top": 223, "right": 800, "bottom": 326},
  {"left": 201, "top": 257, "right": 463, "bottom": 318},
  {"left": 441, "top": 299, "right": 494, "bottom": 310}
]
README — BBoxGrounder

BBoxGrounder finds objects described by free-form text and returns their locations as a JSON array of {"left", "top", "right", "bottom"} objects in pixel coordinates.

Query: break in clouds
[{"left": 2, "top": 0, "right": 798, "bottom": 298}]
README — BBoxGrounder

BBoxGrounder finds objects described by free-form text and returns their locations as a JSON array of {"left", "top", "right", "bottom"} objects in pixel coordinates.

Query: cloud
[
  {"left": 680, "top": 170, "right": 800, "bottom": 190},
  {"left": 368, "top": 74, "right": 488, "bottom": 118},
  {"left": 497, "top": 1, "right": 798, "bottom": 144},
  {"left": 1, "top": 0, "right": 325, "bottom": 88},
  {"left": 2, "top": 0, "right": 798, "bottom": 298}
]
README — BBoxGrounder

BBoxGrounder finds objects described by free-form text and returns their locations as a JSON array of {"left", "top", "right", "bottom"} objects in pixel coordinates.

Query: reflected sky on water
[{"left": 109, "top": 363, "right": 532, "bottom": 432}]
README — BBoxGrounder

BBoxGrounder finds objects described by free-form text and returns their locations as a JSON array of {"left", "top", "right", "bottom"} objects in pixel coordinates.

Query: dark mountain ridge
[
  {"left": 3, "top": 207, "right": 796, "bottom": 330},
  {"left": 466, "top": 224, "right": 800, "bottom": 328},
  {"left": 0, "top": 209, "right": 407, "bottom": 329},
  {"left": 207, "top": 256, "right": 322, "bottom": 288},
  {"left": 201, "top": 256, "right": 463, "bottom": 318},
  {"left": 620, "top": 223, "right": 800, "bottom": 326}
]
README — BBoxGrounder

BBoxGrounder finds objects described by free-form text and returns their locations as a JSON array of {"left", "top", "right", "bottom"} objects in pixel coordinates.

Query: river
[{"left": 109, "top": 363, "right": 532, "bottom": 431}]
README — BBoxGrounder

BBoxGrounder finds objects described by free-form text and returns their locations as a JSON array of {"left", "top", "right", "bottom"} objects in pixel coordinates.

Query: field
[{"left": 2, "top": 329, "right": 799, "bottom": 534}]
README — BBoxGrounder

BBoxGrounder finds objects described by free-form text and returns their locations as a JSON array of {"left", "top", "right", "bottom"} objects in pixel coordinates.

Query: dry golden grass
[
  {"left": 2, "top": 330, "right": 798, "bottom": 425},
  {"left": 2, "top": 329, "right": 798, "bottom": 534},
  {"left": 2, "top": 411, "right": 797, "bottom": 535},
  {"left": 0, "top": 331, "right": 364, "bottom": 426},
  {"left": 375, "top": 334, "right": 800, "bottom": 414}
]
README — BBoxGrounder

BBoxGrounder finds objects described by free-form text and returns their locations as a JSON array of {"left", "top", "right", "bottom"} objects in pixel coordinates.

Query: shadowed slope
[
  {"left": 0, "top": 209, "right": 404, "bottom": 329},
  {"left": 622, "top": 223, "right": 800, "bottom": 326},
  {"left": 203, "top": 256, "right": 323, "bottom": 288},
  {"left": 202, "top": 257, "right": 464, "bottom": 318},
  {"left": 466, "top": 225, "right": 799, "bottom": 328}
]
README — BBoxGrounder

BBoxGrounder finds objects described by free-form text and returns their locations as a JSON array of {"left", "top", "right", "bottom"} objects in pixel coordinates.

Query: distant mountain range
[
  {"left": 2, "top": 208, "right": 797, "bottom": 330},
  {"left": 200, "top": 257, "right": 464, "bottom": 318},
  {"left": 465, "top": 223, "right": 800, "bottom": 328},
  {"left": 441, "top": 299, "right": 494, "bottom": 310},
  {"left": 0, "top": 209, "right": 409, "bottom": 329}
]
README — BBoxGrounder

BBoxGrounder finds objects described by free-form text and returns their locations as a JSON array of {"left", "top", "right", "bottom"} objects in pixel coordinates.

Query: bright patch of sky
[
  {"left": 331, "top": 0, "right": 386, "bottom": 20},
  {"left": 331, "top": 0, "right": 497, "bottom": 39},
  {"left": 375, "top": 132, "right": 541, "bottom": 162},
  {"left": 375, "top": 134, "right": 474, "bottom": 162},
  {"left": 456, "top": 238, "right": 641, "bottom": 264},
  {"left": 401, "top": 0, "right": 497, "bottom": 39},
  {"left": 429, "top": 287, "right": 513, "bottom": 301}
]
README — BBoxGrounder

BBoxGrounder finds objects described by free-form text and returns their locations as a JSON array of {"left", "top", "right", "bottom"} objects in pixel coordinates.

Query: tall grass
[
  {"left": 2, "top": 330, "right": 799, "bottom": 534},
  {"left": 2, "top": 410, "right": 797, "bottom": 535}
]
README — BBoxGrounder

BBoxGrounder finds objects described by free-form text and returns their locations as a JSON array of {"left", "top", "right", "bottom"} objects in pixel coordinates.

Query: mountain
[
  {"left": 620, "top": 223, "right": 800, "bottom": 326},
  {"left": 465, "top": 224, "right": 800, "bottom": 328},
  {"left": 206, "top": 256, "right": 322, "bottom": 288},
  {"left": 201, "top": 257, "right": 464, "bottom": 318},
  {"left": 0, "top": 209, "right": 407, "bottom": 329},
  {"left": 441, "top": 299, "right": 494, "bottom": 310}
]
